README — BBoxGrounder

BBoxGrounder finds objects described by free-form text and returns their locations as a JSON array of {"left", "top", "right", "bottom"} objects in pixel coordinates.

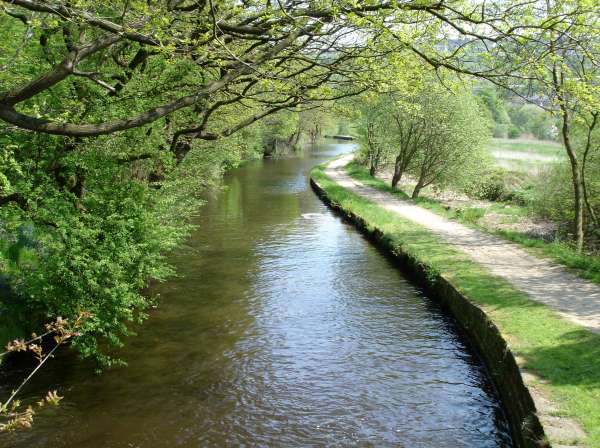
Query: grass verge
[
  {"left": 346, "top": 161, "right": 600, "bottom": 285},
  {"left": 312, "top": 163, "right": 600, "bottom": 447}
]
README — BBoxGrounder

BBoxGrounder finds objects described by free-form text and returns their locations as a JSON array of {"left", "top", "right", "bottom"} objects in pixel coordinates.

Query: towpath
[{"left": 326, "top": 155, "right": 600, "bottom": 334}]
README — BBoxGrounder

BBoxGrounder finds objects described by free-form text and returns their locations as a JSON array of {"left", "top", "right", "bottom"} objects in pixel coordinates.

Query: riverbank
[{"left": 311, "top": 157, "right": 600, "bottom": 447}]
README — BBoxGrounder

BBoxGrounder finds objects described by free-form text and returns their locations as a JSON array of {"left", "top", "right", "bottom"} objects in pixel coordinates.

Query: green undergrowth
[
  {"left": 312, "top": 163, "right": 600, "bottom": 446},
  {"left": 346, "top": 161, "right": 600, "bottom": 286}
]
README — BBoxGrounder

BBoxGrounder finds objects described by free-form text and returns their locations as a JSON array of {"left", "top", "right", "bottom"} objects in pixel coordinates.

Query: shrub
[
  {"left": 0, "top": 126, "right": 264, "bottom": 366},
  {"left": 508, "top": 126, "right": 522, "bottom": 139},
  {"left": 508, "top": 104, "right": 558, "bottom": 141},
  {"left": 463, "top": 168, "right": 507, "bottom": 201},
  {"left": 505, "top": 184, "right": 536, "bottom": 206},
  {"left": 527, "top": 164, "right": 573, "bottom": 221}
]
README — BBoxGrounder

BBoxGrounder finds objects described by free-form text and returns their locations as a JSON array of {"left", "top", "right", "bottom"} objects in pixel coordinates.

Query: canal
[{"left": 2, "top": 142, "right": 511, "bottom": 447}]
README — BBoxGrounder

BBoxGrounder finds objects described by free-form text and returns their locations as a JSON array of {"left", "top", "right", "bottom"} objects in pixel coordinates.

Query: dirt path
[{"left": 326, "top": 155, "right": 600, "bottom": 334}]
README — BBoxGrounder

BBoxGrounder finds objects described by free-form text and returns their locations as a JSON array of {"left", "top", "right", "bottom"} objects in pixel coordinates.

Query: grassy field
[
  {"left": 312, "top": 163, "right": 600, "bottom": 446},
  {"left": 486, "top": 138, "right": 564, "bottom": 174},
  {"left": 487, "top": 138, "right": 564, "bottom": 156}
]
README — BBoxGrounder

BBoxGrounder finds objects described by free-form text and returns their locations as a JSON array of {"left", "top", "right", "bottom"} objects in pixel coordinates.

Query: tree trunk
[
  {"left": 412, "top": 180, "right": 424, "bottom": 198},
  {"left": 561, "top": 116, "right": 585, "bottom": 252},
  {"left": 369, "top": 165, "right": 376, "bottom": 177},
  {"left": 287, "top": 132, "right": 296, "bottom": 145},
  {"left": 581, "top": 113, "right": 598, "bottom": 228},
  {"left": 582, "top": 148, "right": 598, "bottom": 228},
  {"left": 553, "top": 63, "right": 584, "bottom": 252},
  {"left": 391, "top": 159, "right": 403, "bottom": 189},
  {"left": 291, "top": 129, "right": 302, "bottom": 147}
]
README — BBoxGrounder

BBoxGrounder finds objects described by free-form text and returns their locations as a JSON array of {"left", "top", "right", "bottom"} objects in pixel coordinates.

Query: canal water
[{"left": 2, "top": 142, "right": 511, "bottom": 447}]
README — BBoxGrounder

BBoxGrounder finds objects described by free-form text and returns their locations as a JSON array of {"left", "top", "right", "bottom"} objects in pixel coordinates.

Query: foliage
[
  {"left": 0, "top": 0, "right": 595, "bottom": 355},
  {"left": 0, "top": 314, "right": 86, "bottom": 432},
  {"left": 401, "top": 86, "right": 491, "bottom": 197},
  {"left": 523, "top": 118, "right": 600, "bottom": 248},
  {"left": 463, "top": 168, "right": 509, "bottom": 201},
  {"left": 354, "top": 95, "right": 397, "bottom": 176},
  {"left": 260, "top": 110, "right": 300, "bottom": 154},
  {"left": 501, "top": 1, "right": 600, "bottom": 251},
  {"left": 475, "top": 86, "right": 511, "bottom": 138},
  {"left": 298, "top": 106, "right": 337, "bottom": 144},
  {"left": 507, "top": 104, "right": 557, "bottom": 141},
  {"left": 0, "top": 0, "right": 599, "bottom": 434},
  {"left": 353, "top": 82, "right": 491, "bottom": 195},
  {"left": 527, "top": 164, "right": 574, "bottom": 222},
  {"left": 474, "top": 87, "right": 558, "bottom": 141},
  {"left": 0, "top": 122, "right": 267, "bottom": 365},
  {"left": 508, "top": 125, "right": 522, "bottom": 139}
]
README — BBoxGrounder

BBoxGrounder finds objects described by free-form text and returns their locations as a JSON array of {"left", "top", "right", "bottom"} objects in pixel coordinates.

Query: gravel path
[{"left": 326, "top": 155, "right": 600, "bottom": 334}]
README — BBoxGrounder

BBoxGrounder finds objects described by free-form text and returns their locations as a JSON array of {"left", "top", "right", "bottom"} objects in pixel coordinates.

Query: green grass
[
  {"left": 312, "top": 163, "right": 600, "bottom": 446},
  {"left": 494, "top": 158, "right": 554, "bottom": 174},
  {"left": 487, "top": 138, "right": 564, "bottom": 157},
  {"left": 346, "top": 161, "right": 600, "bottom": 287},
  {"left": 488, "top": 202, "right": 531, "bottom": 218},
  {"left": 485, "top": 138, "right": 564, "bottom": 175}
]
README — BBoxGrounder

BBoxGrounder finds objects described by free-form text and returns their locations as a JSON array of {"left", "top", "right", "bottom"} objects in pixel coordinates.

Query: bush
[
  {"left": 493, "top": 123, "right": 509, "bottom": 138},
  {"left": 458, "top": 207, "right": 486, "bottom": 224},
  {"left": 505, "top": 184, "right": 536, "bottom": 206},
  {"left": 463, "top": 168, "right": 507, "bottom": 201},
  {"left": 0, "top": 125, "right": 265, "bottom": 366},
  {"left": 508, "top": 126, "right": 522, "bottom": 139},
  {"left": 508, "top": 104, "right": 557, "bottom": 141},
  {"left": 527, "top": 164, "right": 573, "bottom": 221}
]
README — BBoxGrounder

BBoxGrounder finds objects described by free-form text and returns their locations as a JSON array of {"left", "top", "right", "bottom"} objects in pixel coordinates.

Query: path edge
[{"left": 310, "top": 174, "right": 548, "bottom": 448}]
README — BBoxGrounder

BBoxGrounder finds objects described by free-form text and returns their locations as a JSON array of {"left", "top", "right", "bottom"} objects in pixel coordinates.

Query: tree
[
  {"left": 354, "top": 83, "right": 490, "bottom": 197},
  {"left": 299, "top": 105, "right": 335, "bottom": 145},
  {"left": 1, "top": 0, "right": 599, "bottom": 433},
  {"left": 403, "top": 87, "right": 490, "bottom": 198},
  {"left": 487, "top": 0, "right": 600, "bottom": 251},
  {"left": 1, "top": 0, "right": 598, "bottom": 367},
  {"left": 475, "top": 86, "right": 512, "bottom": 138},
  {"left": 354, "top": 93, "right": 424, "bottom": 188},
  {"left": 388, "top": 98, "right": 427, "bottom": 189},
  {"left": 508, "top": 104, "right": 557, "bottom": 140},
  {"left": 356, "top": 96, "right": 395, "bottom": 176},
  {"left": 580, "top": 113, "right": 600, "bottom": 231}
]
